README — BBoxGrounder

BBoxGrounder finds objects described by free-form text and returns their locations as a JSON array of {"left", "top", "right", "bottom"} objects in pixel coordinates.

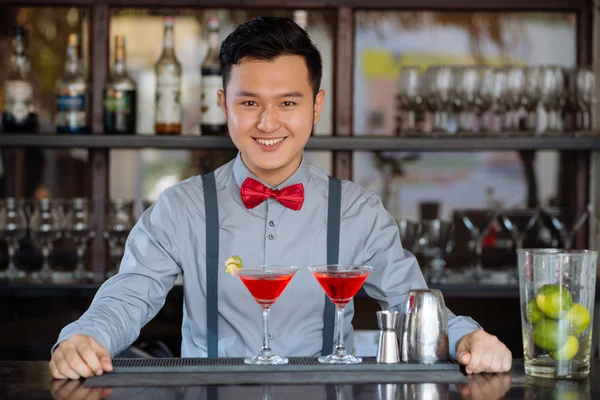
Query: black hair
[{"left": 219, "top": 16, "right": 323, "bottom": 98}]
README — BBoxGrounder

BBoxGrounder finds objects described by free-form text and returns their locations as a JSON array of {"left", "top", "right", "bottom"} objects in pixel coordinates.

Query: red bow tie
[{"left": 240, "top": 178, "right": 304, "bottom": 211}]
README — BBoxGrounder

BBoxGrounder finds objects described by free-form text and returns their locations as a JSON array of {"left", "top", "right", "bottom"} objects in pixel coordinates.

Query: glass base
[
  {"left": 318, "top": 354, "right": 362, "bottom": 364},
  {"left": 244, "top": 354, "right": 288, "bottom": 365},
  {"left": 525, "top": 356, "right": 590, "bottom": 379}
]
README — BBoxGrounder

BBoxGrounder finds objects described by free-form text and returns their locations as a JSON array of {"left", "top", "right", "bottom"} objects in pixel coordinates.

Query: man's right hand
[{"left": 49, "top": 334, "right": 113, "bottom": 380}]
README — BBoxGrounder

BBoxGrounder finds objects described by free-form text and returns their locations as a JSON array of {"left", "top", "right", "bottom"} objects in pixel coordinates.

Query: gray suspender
[
  {"left": 202, "top": 172, "right": 219, "bottom": 357},
  {"left": 202, "top": 173, "right": 341, "bottom": 357}
]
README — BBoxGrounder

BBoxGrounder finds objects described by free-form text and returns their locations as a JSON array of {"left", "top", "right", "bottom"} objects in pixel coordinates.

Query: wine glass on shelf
[
  {"left": 0, "top": 198, "right": 27, "bottom": 281},
  {"left": 575, "top": 68, "right": 596, "bottom": 131},
  {"left": 29, "top": 198, "right": 62, "bottom": 282},
  {"left": 236, "top": 265, "right": 298, "bottom": 365},
  {"left": 104, "top": 199, "right": 134, "bottom": 278},
  {"left": 476, "top": 66, "right": 496, "bottom": 134},
  {"left": 65, "top": 198, "right": 95, "bottom": 282},
  {"left": 308, "top": 264, "right": 373, "bottom": 364},
  {"left": 396, "top": 219, "right": 419, "bottom": 253},
  {"left": 416, "top": 219, "right": 454, "bottom": 284},
  {"left": 397, "top": 66, "right": 423, "bottom": 136},
  {"left": 454, "top": 66, "right": 479, "bottom": 134},
  {"left": 501, "top": 208, "right": 539, "bottom": 282},
  {"left": 543, "top": 207, "right": 591, "bottom": 249},
  {"left": 505, "top": 66, "right": 525, "bottom": 132},
  {"left": 522, "top": 67, "right": 541, "bottom": 133},
  {"left": 456, "top": 209, "right": 497, "bottom": 281}
]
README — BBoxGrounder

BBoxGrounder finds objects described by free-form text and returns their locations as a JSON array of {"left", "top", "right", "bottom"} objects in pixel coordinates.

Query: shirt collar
[{"left": 233, "top": 152, "right": 310, "bottom": 189}]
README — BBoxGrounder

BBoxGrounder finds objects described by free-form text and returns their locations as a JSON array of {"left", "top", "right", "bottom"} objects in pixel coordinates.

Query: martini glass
[
  {"left": 308, "top": 264, "right": 373, "bottom": 364},
  {"left": 501, "top": 208, "right": 539, "bottom": 283},
  {"left": 543, "top": 207, "right": 591, "bottom": 249},
  {"left": 457, "top": 209, "right": 497, "bottom": 281},
  {"left": 237, "top": 265, "right": 298, "bottom": 365}
]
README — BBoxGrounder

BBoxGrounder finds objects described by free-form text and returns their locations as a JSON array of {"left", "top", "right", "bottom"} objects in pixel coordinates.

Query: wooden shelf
[
  {"left": 2, "top": 133, "right": 600, "bottom": 151},
  {"left": 0, "top": 0, "right": 587, "bottom": 10}
]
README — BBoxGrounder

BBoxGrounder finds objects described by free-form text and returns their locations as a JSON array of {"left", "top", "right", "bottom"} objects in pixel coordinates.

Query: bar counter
[{"left": 1, "top": 359, "right": 599, "bottom": 399}]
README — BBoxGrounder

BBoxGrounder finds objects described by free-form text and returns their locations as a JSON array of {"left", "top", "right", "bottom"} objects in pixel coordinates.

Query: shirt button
[
  {"left": 268, "top": 333, "right": 274, "bottom": 340},
  {"left": 268, "top": 234, "right": 275, "bottom": 240},
  {"left": 269, "top": 221, "right": 276, "bottom": 227}
]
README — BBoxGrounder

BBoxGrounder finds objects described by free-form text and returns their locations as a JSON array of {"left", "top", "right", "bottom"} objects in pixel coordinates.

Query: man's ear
[
  {"left": 217, "top": 89, "right": 227, "bottom": 120},
  {"left": 313, "top": 90, "right": 326, "bottom": 124}
]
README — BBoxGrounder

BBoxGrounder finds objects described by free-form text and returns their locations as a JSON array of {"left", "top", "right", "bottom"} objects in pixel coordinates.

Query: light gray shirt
[{"left": 54, "top": 153, "right": 481, "bottom": 359}]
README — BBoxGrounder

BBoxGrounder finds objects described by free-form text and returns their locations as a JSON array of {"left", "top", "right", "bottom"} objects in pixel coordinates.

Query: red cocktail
[
  {"left": 237, "top": 265, "right": 298, "bottom": 365},
  {"left": 239, "top": 273, "right": 294, "bottom": 307},
  {"left": 309, "top": 264, "right": 373, "bottom": 364},
  {"left": 312, "top": 271, "right": 370, "bottom": 306}
]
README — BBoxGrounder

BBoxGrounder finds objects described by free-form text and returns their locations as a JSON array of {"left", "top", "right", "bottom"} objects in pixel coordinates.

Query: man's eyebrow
[
  {"left": 234, "top": 90, "right": 258, "bottom": 97},
  {"left": 233, "top": 91, "right": 305, "bottom": 98}
]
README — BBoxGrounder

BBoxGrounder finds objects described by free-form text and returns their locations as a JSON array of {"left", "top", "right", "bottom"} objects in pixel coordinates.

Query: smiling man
[{"left": 50, "top": 16, "right": 511, "bottom": 380}]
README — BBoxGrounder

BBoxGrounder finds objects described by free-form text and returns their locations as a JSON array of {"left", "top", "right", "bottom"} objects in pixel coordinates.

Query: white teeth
[{"left": 256, "top": 137, "right": 284, "bottom": 146}]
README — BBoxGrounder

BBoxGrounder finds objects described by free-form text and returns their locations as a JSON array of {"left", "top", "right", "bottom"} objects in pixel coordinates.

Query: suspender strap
[
  {"left": 202, "top": 172, "right": 219, "bottom": 357},
  {"left": 322, "top": 176, "right": 341, "bottom": 355}
]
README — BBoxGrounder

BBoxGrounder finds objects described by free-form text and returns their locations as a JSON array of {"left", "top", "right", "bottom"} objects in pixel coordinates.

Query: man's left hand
[{"left": 456, "top": 329, "right": 512, "bottom": 374}]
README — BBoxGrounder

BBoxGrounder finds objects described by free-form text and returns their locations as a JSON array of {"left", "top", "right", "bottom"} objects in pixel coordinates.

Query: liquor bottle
[
  {"left": 200, "top": 17, "right": 226, "bottom": 136},
  {"left": 56, "top": 33, "right": 89, "bottom": 134},
  {"left": 155, "top": 16, "right": 182, "bottom": 135},
  {"left": 2, "top": 25, "right": 38, "bottom": 133},
  {"left": 293, "top": 10, "right": 308, "bottom": 31},
  {"left": 104, "top": 35, "right": 137, "bottom": 134}
]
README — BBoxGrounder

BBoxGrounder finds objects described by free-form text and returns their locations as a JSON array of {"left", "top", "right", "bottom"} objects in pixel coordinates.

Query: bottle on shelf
[
  {"left": 104, "top": 35, "right": 137, "bottom": 134},
  {"left": 56, "top": 33, "right": 89, "bottom": 134},
  {"left": 200, "top": 16, "right": 226, "bottom": 136},
  {"left": 293, "top": 10, "right": 308, "bottom": 31},
  {"left": 2, "top": 25, "right": 38, "bottom": 134},
  {"left": 155, "top": 16, "right": 182, "bottom": 135}
]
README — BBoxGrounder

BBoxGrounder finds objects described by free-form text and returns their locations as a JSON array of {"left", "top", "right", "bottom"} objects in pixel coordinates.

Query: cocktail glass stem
[
  {"left": 260, "top": 306, "right": 274, "bottom": 358},
  {"left": 406, "top": 110, "right": 416, "bottom": 132},
  {"left": 40, "top": 245, "right": 52, "bottom": 281},
  {"left": 5, "top": 242, "right": 25, "bottom": 280},
  {"left": 73, "top": 244, "right": 89, "bottom": 281},
  {"left": 474, "top": 236, "right": 484, "bottom": 280},
  {"left": 334, "top": 306, "right": 346, "bottom": 357}
]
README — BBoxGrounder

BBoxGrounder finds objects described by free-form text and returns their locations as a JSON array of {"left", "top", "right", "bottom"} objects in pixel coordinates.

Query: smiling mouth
[{"left": 254, "top": 137, "right": 287, "bottom": 146}]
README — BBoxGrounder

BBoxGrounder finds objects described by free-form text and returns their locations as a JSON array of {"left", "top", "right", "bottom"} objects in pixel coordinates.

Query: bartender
[{"left": 50, "top": 16, "right": 511, "bottom": 380}]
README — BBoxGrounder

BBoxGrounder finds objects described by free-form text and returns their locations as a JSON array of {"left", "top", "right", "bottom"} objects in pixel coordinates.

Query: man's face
[{"left": 217, "top": 55, "right": 325, "bottom": 185}]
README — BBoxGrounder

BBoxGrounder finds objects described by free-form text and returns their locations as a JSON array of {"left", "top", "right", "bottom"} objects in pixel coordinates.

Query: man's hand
[
  {"left": 456, "top": 330, "right": 512, "bottom": 374},
  {"left": 50, "top": 379, "right": 112, "bottom": 400},
  {"left": 457, "top": 373, "right": 512, "bottom": 400},
  {"left": 49, "top": 334, "right": 113, "bottom": 380}
]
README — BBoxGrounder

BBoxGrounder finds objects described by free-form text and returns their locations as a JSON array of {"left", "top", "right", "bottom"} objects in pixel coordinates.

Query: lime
[
  {"left": 552, "top": 336, "right": 579, "bottom": 361},
  {"left": 526, "top": 299, "right": 545, "bottom": 325},
  {"left": 536, "top": 284, "right": 573, "bottom": 319},
  {"left": 224, "top": 255, "right": 243, "bottom": 276},
  {"left": 532, "top": 319, "right": 569, "bottom": 351},
  {"left": 564, "top": 303, "right": 590, "bottom": 335}
]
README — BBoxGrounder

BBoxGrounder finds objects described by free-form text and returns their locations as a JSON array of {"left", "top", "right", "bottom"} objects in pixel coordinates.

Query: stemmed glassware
[
  {"left": 425, "top": 66, "right": 453, "bottom": 134},
  {"left": 575, "top": 68, "right": 596, "bottom": 131},
  {"left": 0, "top": 198, "right": 27, "bottom": 280},
  {"left": 65, "top": 198, "right": 95, "bottom": 282},
  {"left": 309, "top": 264, "right": 373, "bottom": 364},
  {"left": 522, "top": 67, "right": 541, "bottom": 133},
  {"left": 236, "top": 265, "right": 298, "bottom": 365},
  {"left": 457, "top": 210, "right": 497, "bottom": 281},
  {"left": 543, "top": 207, "right": 591, "bottom": 249},
  {"left": 397, "top": 66, "right": 423, "bottom": 135},
  {"left": 29, "top": 198, "right": 62, "bottom": 282},
  {"left": 416, "top": 219, "right": 454, "bottom": 284},
  {"left": 505, "top": 66, "right": 526, "bottom": 131},
  {"left": 454, "top": 66, "right": 479, "bottom": 134},
  {"left": 104, "top": 199, "right": 134, "bottom": 278},
  {"left": 396, "top": 219, "right": 420, "bottom": 253},
  {"left": 501, "top": 208, "right": 539, "bottom": 283}
]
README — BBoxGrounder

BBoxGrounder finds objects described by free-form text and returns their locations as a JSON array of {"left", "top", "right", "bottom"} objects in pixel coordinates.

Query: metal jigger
[{"left": 376, "top": 310, "right": 400, "bottom": 364}]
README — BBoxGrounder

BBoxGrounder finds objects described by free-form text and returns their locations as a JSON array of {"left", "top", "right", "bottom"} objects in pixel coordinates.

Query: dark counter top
[{"left": 1, "top": 359, "right": 599, "bottom": 399}]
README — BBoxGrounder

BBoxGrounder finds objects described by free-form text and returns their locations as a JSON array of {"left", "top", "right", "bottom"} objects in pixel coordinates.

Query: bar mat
[{"left": 86, "top": 357, "right": 467, "bottom": 387}]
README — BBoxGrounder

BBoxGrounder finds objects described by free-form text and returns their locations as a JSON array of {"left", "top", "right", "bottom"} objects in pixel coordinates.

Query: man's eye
[
  {"left": 242, "top": 101, "right": 257, "bottom": 107},
  {"left": 282, "top": 101, "right": 295, "bottom": 107}
]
